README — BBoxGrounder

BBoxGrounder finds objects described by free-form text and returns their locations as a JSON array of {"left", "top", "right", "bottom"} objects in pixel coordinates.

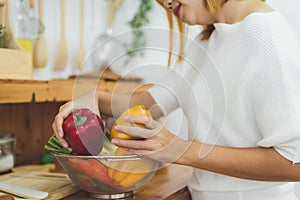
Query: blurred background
[
  {"left": 4, "top": 0, "right": 300, "bottom": 197},
  {"left": 7, "top": 0, "right": 299, "bottom": 81}
]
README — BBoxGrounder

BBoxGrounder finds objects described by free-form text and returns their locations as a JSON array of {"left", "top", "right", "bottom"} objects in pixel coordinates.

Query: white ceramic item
[{"left": 0, "top": 182, "right": 48, "bottom": 199}]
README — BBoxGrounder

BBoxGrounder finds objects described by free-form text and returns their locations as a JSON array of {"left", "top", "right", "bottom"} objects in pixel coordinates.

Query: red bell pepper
[{"left": 63, "top": 108, "right": 105, "bottom": 155}]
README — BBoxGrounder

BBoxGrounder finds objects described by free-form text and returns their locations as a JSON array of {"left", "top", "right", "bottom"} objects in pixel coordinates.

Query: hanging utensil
[
  {"left": 54, "top": 0, "right": 68, "bottom": 71},
  {"left": 77, "top": 0, "right": 84, "bottom": 69},
  {"left": 106, "top": 0, "right": 123, "bottom": 37},
  {"left": 92, "top": 0, "right": 124, "bottom": 72},
  {"left": 0, "top": 0, "right": 6, "bottom": 48},
  {"left": 33, "top": 0, "right": 48, "bottom": 68},
  {"left": 0, "top": 0, "right": 6, "bottom": 7}
]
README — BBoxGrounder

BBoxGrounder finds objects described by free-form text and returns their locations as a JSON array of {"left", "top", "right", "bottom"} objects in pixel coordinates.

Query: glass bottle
[{"left": 15, "top": 0, "right": 33, "bottom": 52}]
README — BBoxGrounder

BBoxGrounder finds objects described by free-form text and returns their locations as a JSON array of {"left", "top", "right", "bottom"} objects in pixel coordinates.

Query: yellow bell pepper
[
  {"left": 108, "top": 147, "right": 155, "bottom": 188},
  {"left": 110, "top": 105, "right": 151, "bottom": 140}
]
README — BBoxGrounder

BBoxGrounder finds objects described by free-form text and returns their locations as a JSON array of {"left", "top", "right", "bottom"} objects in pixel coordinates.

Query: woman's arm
[
  {"left": 177, "top": 142, "right": 300, "bottom": 182},
  {"left": 111, "top": 116, "right": 300, "bottom": 182},
  {"left": 98, "top": 90, "right": 163, "bottom": 119}
]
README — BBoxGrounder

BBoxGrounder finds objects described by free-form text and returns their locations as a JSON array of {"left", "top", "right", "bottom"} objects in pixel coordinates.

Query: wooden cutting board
[{"left": 0, "top": 171, "right": 80, "bottom": 199}]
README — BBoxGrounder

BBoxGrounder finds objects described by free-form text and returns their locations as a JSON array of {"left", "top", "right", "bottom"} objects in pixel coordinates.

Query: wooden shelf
[{"left": 0, "top": 72, "right": 150, "bottom": 104}]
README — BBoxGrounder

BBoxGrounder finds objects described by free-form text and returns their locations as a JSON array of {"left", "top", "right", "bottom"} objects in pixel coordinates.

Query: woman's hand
[
  {"left": 52, "top": 91, "right": 99, "bottom": 150},
  {"left": 52, "top": 101, "right": 73, "bottom": 150},
  {"left": 111, "top": 115, "right": 191, "bottom": 163}
]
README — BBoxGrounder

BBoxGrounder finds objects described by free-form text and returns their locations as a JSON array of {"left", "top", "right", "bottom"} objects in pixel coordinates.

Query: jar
[
  {"left": 15, "top": 0, "right": 34, "bottom": 53},
  {"left": 0, "top": 133, "right": 15, "bottom": 173}
]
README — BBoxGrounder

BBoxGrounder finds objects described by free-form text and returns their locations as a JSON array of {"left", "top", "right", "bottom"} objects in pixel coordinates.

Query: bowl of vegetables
[
  {"left": 53, "top": 146, "right": 159, "bottom": 199},
  {"left": 45, "top": 106, "right": 160, "bottom": 199}
]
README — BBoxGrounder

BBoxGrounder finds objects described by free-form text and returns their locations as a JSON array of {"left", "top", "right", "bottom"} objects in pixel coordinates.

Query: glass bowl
[{"left": 54, "top": 151, "right": 159, "bottom": 199}]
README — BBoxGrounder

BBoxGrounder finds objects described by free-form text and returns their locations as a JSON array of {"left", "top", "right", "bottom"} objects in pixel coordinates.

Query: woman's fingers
[
  {"left": 115, "top": 125, "right": 157, "bottom": 139},
  {"left": 114, "top": 115, "right": 162, "bottom": 139},
  {"left": 124, "top": 115, "right": 159, "bottom": 129},
  {"left": 53, "top": 115, "right": 64, "bottom": 137},
  {"left": 52, "top": 102, "right": 74, "bottom": 148},
  {"left": 112, "top": 138, "right": 153, "bottom": 151}
]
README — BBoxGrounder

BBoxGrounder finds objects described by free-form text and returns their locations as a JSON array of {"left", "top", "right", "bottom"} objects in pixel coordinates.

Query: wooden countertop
[{"left": 63, "top": 164, "right": 193, "bottom": 200}]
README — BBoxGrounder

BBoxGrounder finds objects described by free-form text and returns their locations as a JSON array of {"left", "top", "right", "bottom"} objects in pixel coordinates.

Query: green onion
[{"left": 44, "top": 134, "right": 71, "bottom": 154}]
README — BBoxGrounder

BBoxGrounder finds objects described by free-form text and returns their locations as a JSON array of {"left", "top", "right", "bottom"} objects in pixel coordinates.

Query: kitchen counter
[{"left": 63, "top": 164, "right": 193, "bottom": 200}]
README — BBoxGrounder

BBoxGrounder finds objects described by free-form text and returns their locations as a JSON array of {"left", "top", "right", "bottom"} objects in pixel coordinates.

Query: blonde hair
[{"left": 156, "top": 0, "right": 186, "bottom": 66}]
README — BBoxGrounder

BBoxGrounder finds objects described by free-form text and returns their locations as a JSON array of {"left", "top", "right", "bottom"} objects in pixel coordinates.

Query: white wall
[
  {"left": 8, "top": 0, "right": 300, "bottom": 80},
  {"left": 268, "top": 0, "right": 300, "bottom": 37},
  {"left": 9, "top": 0, "right": 179, "bottom": 80}
]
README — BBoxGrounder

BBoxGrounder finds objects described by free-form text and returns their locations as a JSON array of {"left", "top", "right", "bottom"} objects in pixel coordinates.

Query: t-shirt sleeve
[
  {"left": 147, "top": 69, "right": 180, "bottom": 116},
  {"left": 250, "top": 37, "right": 300, "bottom": 164}
]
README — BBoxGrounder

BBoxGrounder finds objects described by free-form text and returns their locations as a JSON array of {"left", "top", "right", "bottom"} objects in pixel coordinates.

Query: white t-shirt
[{"left": 148, "top": 11, "right": 300, "bottom": 195}]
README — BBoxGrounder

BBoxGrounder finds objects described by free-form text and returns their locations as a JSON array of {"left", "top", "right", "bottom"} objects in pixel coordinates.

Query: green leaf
[
  {"left": 0, "top": 25, "right": 5, "bottom": 41},
  {"left": 39, "top": 152, "right": 56, "bottom": 164},
  {"left": 125, "top": 0, "right": 153, "bottom": 59}
]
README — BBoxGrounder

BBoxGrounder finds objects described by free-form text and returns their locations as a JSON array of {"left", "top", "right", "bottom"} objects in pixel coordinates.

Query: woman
[{"left": 53, "top": 0, "right": 300, "bottom": 199}]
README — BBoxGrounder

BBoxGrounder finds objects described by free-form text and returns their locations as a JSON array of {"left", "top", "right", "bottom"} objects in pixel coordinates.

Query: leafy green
[
  {"left": 129, "top": 0, "right": 153, "bottom": 29},
  {"left": 44, "top": 134, "right": 71, "bottom": 154},
  {"left": 125, "top": 0, "right": 153, "bottom": 60},
  {"left": 39, "top": 152, "right": 56, "bottom": 164},
  {"left": 0, "top": 25, "right": 5, "bottom": 47}
]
